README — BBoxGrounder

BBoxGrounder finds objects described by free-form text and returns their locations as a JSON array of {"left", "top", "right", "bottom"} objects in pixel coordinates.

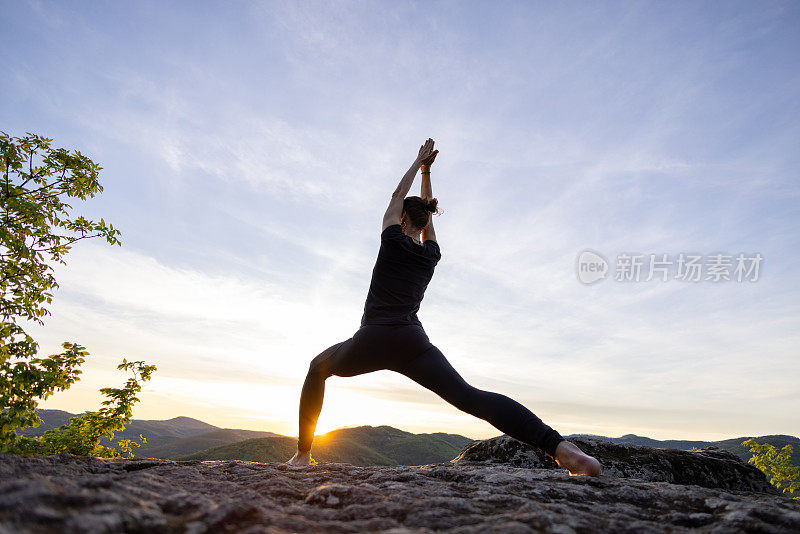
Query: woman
[{"left": 286, "top": 138, "right": 602, "bottom": 476}]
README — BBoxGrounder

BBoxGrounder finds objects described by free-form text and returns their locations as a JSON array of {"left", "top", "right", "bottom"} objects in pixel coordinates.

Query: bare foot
[
  {"left": 285, "top": 449, "right": 313, "bottom": 467},
  {"left": 554, "top": 440, "right": 602, "bottom": 476}
]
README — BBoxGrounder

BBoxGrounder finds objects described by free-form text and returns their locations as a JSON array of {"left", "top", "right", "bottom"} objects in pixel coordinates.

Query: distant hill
[
  {"left": 567, "top": 433, "right": 800, "bottom": 466},
  {"left": 117, "top": 416, "right": 219, "bottom": 450},
  {"left": 714, "top": 435, "right": 800, "bottom": 465},
  {"left": 141, "top": 429, "right": 282, "bottom": 458},
  {"left": 25, "top": 410, "right": 798, "bottom": 467},
  {"left": 19, "top": 409, "right": 76, "bottom": 435},
  {"left": 178, "top": 425, "right": 476, "bottom": 466},
  {"left": 23, "top": 410, "right": 282, "bottom": 458},
  {"left": 421, "top": 432, "right": 474, "bottom": 450}
]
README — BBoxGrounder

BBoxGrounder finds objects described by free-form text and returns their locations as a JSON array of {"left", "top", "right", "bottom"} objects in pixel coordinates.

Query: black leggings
[{"left": 297, "top": 324, "right": 565, "bottom": 458}]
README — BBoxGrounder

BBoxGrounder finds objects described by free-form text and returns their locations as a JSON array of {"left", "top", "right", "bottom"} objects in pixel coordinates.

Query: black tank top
[{"left": 360, "top": 224, "right": 441, "bottom": 327}]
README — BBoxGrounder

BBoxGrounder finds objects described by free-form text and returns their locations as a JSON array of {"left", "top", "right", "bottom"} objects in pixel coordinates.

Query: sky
[{"left": 1, "top": 0, "right": 799, "bottom": 443}]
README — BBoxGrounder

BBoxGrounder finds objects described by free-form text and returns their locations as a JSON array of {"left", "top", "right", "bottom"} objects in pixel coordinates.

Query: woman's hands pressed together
[
  {"left": 416, "top": 138, "right": 439, "bottom": 167},
  {"left": 383, "top": 137, "right": 440, "bottom": 235}
]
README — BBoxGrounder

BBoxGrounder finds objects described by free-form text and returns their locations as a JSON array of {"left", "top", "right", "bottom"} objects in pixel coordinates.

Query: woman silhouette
[{"left": 286, "top": 138, "right": 602, "bottom": 476}]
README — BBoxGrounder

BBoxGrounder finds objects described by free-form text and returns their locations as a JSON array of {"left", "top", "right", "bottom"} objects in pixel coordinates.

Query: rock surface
[
  {"left": 1, "top": 450, "right": 799, "bottom": 533},
  {"left": 453, "top": 436, "right": 778, "bottom": 494}
]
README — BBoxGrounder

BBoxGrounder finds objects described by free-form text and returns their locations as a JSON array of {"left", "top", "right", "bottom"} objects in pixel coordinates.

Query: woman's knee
[
  {"left": 307, "top": 351, "right": 332, "bottom": 379},
  {"left": 307, "top": 355, "right": 329, "bottom": 379},
  {"left": 308, "top": 341, "right": 347, "bottom": 378}
]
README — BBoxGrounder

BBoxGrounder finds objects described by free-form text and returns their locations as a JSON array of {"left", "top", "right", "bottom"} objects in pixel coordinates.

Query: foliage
[
  {"left": 743, "top": 438, "right": 800, "bottom": 500},
  {"left": 1, "top": 131, "right": 154, "bottom": 457},
  {"left": 1, "top": 132, "right": 120, "bottom": 324},
  {"left": 5, "top": 359, "right": 155, "bottom": 458}
]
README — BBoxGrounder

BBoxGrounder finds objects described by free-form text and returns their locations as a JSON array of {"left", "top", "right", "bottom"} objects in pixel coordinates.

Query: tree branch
[
  {"left": 4, "top": 178, "right": 66, "bottom": 199},
  {"left": 31, "top": 233, "right": 103, "bottom": 253}
]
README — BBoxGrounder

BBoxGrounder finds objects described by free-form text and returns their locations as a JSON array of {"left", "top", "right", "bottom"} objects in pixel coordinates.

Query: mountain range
[
  {"left": 22, "top": 410, "right": 799, "bottom": 467},
  {"left": 21, "top": 409, "right": 282, "bottom": 458},
  {"left": 176, "top": 424, "right": 476, "bottom": 466}
]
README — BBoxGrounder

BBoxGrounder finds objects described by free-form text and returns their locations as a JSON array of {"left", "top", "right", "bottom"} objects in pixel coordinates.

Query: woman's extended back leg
[{"left": 393, "top": 345, "right": 565, "bottom": 458}]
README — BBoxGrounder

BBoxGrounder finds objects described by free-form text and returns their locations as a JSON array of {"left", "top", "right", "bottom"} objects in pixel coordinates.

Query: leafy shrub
[{"left": 1, "top": 131, "right": 155, "bottom": 457}]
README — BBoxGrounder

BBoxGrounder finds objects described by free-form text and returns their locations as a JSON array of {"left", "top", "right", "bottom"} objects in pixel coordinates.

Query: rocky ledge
[
  {"left": 1, "top": 438, "right": 799, "bottom": 533},
  {"left": 453, "top": 436, "right": 779, "bottom": 494}
]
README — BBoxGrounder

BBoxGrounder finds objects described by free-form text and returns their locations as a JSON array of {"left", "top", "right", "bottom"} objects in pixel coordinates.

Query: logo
[
  {"left": 576, "top": 249, "right": 609, "bottom": 285},
  {"left": 574, "top": 250, "right": 763, "bottom": 284}
]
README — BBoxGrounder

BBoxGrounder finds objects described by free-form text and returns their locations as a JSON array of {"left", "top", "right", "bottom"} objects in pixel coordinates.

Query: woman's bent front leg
[
  {"left": 293, "top": 330, "right": 389, "bottom": 459},
  {"left": 295, "top": 341, "right": 347, "bottom": 454}
]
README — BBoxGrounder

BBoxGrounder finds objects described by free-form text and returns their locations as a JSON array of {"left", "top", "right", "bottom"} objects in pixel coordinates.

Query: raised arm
[
  {"left": 382, "top": 138, "right": 437, "bottom": 232},
  {"left": 419, "top": 163, "right": 437, "bottom": 243}
]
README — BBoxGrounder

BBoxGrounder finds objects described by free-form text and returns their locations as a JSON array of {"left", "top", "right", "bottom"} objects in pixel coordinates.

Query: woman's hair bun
[{"left": 402, "top": 195, "right": 441, "bottom": 228}]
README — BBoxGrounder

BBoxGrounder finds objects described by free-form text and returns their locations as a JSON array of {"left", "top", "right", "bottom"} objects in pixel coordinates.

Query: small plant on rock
[{"left": 743, "top": 438, "right": 800, "bottom": 500}]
